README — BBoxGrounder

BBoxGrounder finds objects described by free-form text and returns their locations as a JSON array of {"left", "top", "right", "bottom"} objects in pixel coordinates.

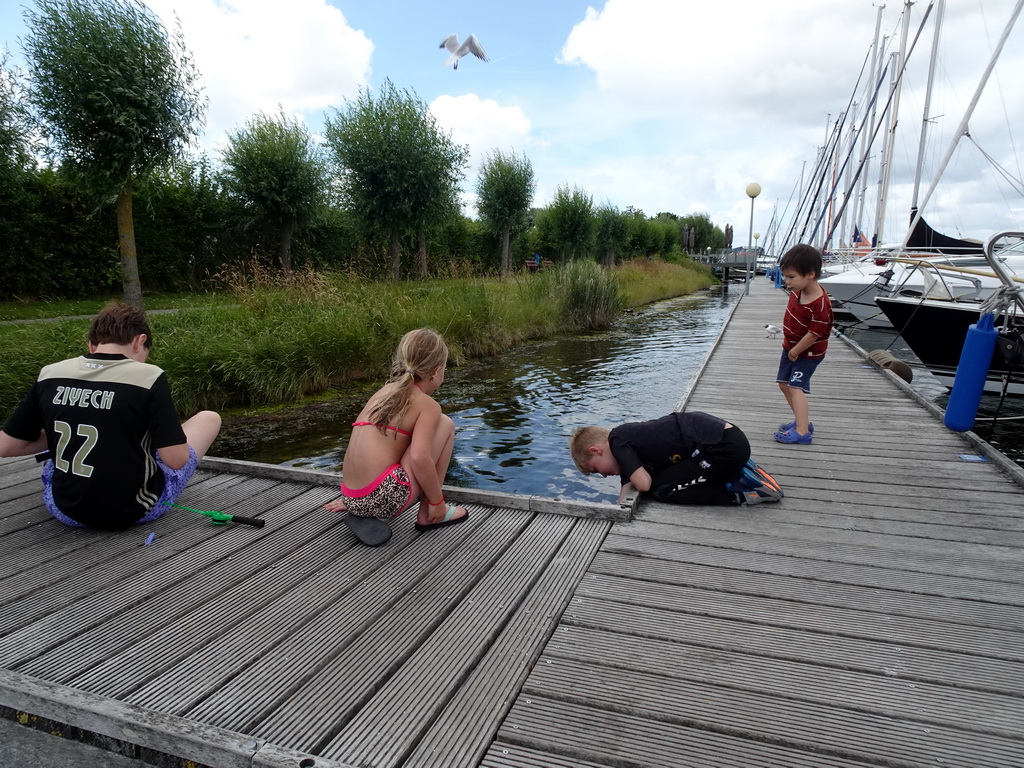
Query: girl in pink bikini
[{"left": 324, "top": 328, "right": 469, "bottom": 533}]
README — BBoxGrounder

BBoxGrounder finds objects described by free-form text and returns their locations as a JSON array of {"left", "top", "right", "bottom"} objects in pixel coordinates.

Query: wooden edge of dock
[
  {"left": 836, "top": 329, "right": 1024, "bottom": 490},
  {"left": 0, "top": 668, "right": 359, "bottom": 768},
  {"left": 198, "top": 456, "right": 633, "bottom": 522}
]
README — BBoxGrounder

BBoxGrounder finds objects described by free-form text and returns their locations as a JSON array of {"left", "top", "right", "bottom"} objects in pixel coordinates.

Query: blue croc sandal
[
  {"left": 774, "top": 428, "right": 812, "bottom": 445},
  {"left": 778, "top": 420, "right": 813, "bottom": 434}
]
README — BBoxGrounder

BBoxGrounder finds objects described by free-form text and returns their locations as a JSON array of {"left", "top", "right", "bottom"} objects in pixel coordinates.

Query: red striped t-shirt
[{"left": 782, "top": 289, "right": 833, "bottom": 358}]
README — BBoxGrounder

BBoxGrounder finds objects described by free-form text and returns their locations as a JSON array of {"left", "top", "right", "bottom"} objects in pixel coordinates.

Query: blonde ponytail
[{"left": 365, "top": 328, "right": 448, "bottom": 436}]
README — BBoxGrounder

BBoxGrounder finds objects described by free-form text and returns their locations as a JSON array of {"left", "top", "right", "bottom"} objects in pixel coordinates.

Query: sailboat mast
[
  {"left": 876, "top": 0, "right": 915, "bottom": 247},
  {"left": 855, "top": 5, "right": 886, "bottom": 236},
  {"left": 838, "top": 99, "right": 859, "bottom": 250},
  {"left": 911, "top": 0, "right": 945, "bottom": 211},
  {"left": 822, "top": 4, "right": 934, "bottom": 249},
  {"left": 872, "top": 51, "right": 897, "bottom": 244},
  {"left": 825, "top": 112, "right": 843, "bottom": 251},
  {"left": 901, "top": 0, "right": 1024, "bottom": 250}
]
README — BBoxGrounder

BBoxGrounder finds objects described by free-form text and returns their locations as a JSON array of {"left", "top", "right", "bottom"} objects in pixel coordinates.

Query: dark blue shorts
[{"left": 776, "top": 350, "right": 823, "bottom": 393}]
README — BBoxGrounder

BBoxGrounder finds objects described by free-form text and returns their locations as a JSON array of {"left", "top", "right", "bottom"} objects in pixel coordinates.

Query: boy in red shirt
[{"left": 774, "top": 244, "right": 833, "bottom": 445}]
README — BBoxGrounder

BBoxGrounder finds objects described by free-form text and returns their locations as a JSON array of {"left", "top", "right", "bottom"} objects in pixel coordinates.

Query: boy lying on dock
[
  {"left": 0, "top": 303, "right": 221, "bottom": 530},
  {"left": 569, "top": 411, "right": 783, "bottom": 506}
]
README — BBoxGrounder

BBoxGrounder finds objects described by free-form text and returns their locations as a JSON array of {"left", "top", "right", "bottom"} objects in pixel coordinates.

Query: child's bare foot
[{"left": 324, "top": 498, "right": 348, "bottom": 513}]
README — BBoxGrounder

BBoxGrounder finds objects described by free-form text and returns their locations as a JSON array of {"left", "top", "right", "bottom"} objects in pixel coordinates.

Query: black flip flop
[
  {"left": 343, "top": 514, "right": 392, "bottom": 546},
  {"left": 415, "top": 505, "right": 469, "bottom": 533}
]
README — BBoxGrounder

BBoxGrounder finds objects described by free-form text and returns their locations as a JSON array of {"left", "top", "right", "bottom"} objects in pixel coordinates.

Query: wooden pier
[{"left": 2, "top": 278, "right": 1023, "bottom": 767}]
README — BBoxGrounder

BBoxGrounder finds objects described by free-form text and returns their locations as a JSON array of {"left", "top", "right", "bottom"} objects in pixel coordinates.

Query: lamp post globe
[{"left": 744, "top": 182, "right": 761, "bottom": 295}]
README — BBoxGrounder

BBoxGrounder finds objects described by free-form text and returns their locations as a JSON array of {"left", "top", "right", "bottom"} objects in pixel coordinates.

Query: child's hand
[
  {"left": 617, "top": 482, "right": 635, "bottom": 505},
  {"left": 325, "top": 498, "right": 347, "bottom": 513},
  {"left": 787, "top": 349, "right": 799, "bottom": 362}
]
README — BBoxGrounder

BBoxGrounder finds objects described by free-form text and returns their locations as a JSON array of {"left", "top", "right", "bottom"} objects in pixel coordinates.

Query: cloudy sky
[{"left": 3, "top": 0, "right": 1023, "bottom": 251}]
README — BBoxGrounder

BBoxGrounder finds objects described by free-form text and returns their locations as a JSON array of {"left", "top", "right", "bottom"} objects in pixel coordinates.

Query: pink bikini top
[{"left": 351, "top": 421, "right": 412, "bottom": 437}]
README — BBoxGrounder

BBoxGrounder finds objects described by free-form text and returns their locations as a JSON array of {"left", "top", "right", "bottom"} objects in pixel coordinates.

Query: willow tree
[
  {"left": 324, "top": 80, "right": 467, "bottom": 280},
  {"left": 476, "top": 150, "right": 535, "bottom": 275},
  {"left": 544, "top": 184, "right": 595, "bottom": 264},
  {"left": 594, "top": 205, "right": 628, "bottom": 268},
  {"left": 221, "top": 109, "right": 327, "bottom": 273},
  {"left": 0, "top": 55, "right": 38, "bottom": 298},
  {"left": 22, "top": 0, "right": 204, "bottom": 308},
  {"left": 0, "top": 55, "right": 32, "bottom": 172}
]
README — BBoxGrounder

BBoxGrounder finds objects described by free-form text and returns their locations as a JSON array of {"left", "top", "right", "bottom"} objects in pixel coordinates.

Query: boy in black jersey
[
  {"left": 569, "top": 411, "right": 782, "bottom": 506},
  {"left": 0, "top": 304, "right": 221, "bottom": 530}
]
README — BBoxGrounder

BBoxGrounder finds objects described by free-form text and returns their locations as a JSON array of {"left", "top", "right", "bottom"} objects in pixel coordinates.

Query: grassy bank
[{"left": 1, "top": 258, "right": 715, "bottom": 418}]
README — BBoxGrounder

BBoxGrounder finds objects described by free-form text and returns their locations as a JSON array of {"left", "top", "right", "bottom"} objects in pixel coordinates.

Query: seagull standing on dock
[
  {"left": 764, "top": 324, "right": 782, "bottom": 338},
  {"left": 440, "top": 34, "right": 489, "bottom": 69}
]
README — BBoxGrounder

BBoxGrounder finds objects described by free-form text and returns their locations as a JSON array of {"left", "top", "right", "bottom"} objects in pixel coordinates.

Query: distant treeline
[{"left": 0, "top": 154, "right": 726, "bottom": 300}]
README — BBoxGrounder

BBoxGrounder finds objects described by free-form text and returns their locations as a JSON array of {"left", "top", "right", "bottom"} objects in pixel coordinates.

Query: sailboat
[
  {"left": 875, "top": 232, "right": 1024, "bottom": 394},
  {"left": 820, "top": 216, "right": 994, "bottom": 329},
  {"left": 869, "top": 0, "right": 1024, "bottom": 393},
  {"left": 817, "top": 0, "right": 1022, "bottom": 331}
]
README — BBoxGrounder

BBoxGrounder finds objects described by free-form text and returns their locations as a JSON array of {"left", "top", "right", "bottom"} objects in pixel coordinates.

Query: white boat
[
  {"left": 874, "top": 232, "right": 1024, "bottom": 394},
  {"left": 820, "top": 215, "right": 994, "bottom": 328},
  {"left": 822, "top": 241, "right": 1024, "bottom": 329}
]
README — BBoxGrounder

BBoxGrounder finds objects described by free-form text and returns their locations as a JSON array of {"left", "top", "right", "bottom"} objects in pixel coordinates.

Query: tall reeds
[
  {"left": 615, "top": 256, "right": 715, "bottom": 306},
  {"left": 551, "top": 258, "right": 623, "bottom": 330}
]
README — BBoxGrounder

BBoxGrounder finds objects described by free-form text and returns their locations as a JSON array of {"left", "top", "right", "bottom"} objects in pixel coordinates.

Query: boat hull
[{"left": 874, "top": 295, "right": 1024, "bottom": 395}]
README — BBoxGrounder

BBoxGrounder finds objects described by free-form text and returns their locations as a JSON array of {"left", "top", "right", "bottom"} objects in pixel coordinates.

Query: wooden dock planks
[
  {"left": 485, "top": 279, "right": 1024, "bottom": 768},
  {"left": 2, "top": 277, "right": 1023, "bottom": 767}
]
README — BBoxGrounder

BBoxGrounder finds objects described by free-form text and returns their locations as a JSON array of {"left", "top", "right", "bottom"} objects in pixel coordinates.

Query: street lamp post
[
  {"left": 754, "top": 232, "right": 761, "bottom": 275},
  {"left": 744, "top": 182, "right": 761, "bottom": 296}
]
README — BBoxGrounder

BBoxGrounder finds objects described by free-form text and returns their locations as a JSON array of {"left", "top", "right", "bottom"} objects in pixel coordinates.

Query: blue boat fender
[{"left": 944, "top": 312, "right": 998, "bottom": 432}]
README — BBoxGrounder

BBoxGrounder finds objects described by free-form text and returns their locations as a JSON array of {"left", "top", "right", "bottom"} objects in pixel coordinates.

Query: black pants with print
[{"left": 648, "top": 425, "right": 751, "bottom": 506}]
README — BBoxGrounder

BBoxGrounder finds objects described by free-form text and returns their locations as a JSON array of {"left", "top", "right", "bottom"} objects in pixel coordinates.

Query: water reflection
[{"left": 216, "top": 287, "right": 740, "bottom": 502}]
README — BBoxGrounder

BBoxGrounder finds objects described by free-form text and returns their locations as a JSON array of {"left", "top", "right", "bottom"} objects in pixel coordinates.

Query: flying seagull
[{"left": 440, "top": 34, "right": 489, "bottom": 69}]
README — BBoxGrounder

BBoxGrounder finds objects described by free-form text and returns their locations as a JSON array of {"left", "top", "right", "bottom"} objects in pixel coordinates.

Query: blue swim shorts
[
  {"left": 776, "top": 350, "right": 823, "bottom": 393},
  {"left": 42, "top": 446, "right": 199, "bottom": 527}
]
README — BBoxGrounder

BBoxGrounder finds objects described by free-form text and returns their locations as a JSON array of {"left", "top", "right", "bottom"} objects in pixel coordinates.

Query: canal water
[
  {"left": 215, "top": 288, "right": 1024, "bottom": 503},
  {"left": 214, "top": 287, "right": 740, "bottom": 504}
]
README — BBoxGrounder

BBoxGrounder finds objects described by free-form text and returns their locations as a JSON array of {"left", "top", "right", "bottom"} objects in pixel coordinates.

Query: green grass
[
  {"left": 615, "top": 257, "right": 716, "bottom": 306},
  {"left": 1, "top": 258, "right": 715, "bottom": 418}
]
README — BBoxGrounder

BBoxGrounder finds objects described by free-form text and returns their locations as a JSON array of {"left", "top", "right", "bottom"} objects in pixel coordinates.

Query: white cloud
[
  {"left": 560, "top": 0, "right": 871, "bottom": 120},
  {"left": 429, "top": 93, "right": 532, "bottom": 171},
  {"left": 145, "top": 0, "right": 372, "bottom": 145}
]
